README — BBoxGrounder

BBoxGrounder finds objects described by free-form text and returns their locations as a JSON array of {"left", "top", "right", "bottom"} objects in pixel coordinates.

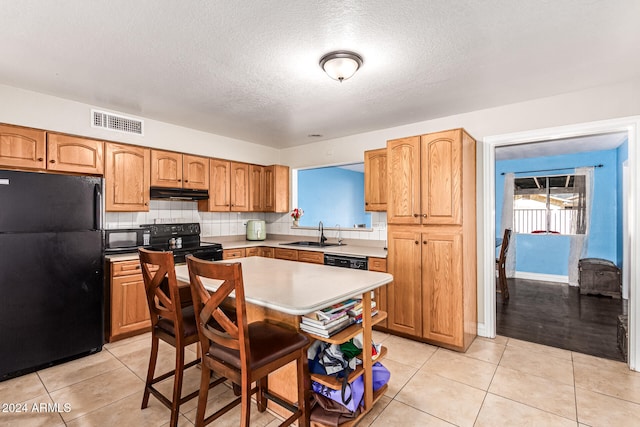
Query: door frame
[{"left": 481, "top": 116, "right": 640, "bottom": 371}]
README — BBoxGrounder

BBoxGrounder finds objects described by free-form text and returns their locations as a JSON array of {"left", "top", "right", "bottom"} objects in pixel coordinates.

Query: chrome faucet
[
  {"left": 318, "top": 221, "right": 327, "bottom": 245},
  {"left": 336, "top": 224, "right": 343, "bottom": 245}
]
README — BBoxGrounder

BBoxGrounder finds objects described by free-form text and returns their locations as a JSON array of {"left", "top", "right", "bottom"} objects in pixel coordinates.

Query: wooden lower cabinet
[
  {"left": 297, "top": 250, "right": 323, "bottom": 264},
  {"left": 387, "top": 226, "right": 476, "bottom": 351},
  {"left": 368, "top": 257, "right": 388, "bottom": 328},
  {"left": 246, "top": 246, "right": 274, "bottom": 258},
  {"left": 274, "top": 247, "right": 298, "bottom": 261},
  {"left": 109, "top": 259, "right": 151, "bottom": 342},
  {"left": 223, "top": 248, "right": 246, "bottom": 259}
]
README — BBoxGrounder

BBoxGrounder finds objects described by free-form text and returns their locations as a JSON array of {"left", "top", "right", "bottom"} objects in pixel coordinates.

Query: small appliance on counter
[{"left": 246, "top": 220, "right": 266, "bottom": 241}]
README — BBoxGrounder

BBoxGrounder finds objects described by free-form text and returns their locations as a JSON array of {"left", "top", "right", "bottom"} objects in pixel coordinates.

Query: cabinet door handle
[
  {"left": 423, "top": 240, "right": 427, "bottom": 244},
  {"left": 37, "top": 157, "right": 44, "bottom": 161},
  {"left": 49, "top": 159, "right": 56, "bottom": 163},
  {"left": 415, "top": 241, "right": 419, "bottom": 245},
  {"left": 422, "top": 214, "right": 427, "bottom": 218},
  {"left": 413, "top": 214, "right": 419, "bottom": 217}
]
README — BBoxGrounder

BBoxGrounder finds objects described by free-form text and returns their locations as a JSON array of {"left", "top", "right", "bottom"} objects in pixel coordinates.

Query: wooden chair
[
  {"left": 496, "top": 228, "right": 512, "bottom": 300},
  {"left": 139, "top": 248, "right": 219, "bottom": 427},
  {"left": 186, "top": 255, "right": 310, "bottom": 427}
]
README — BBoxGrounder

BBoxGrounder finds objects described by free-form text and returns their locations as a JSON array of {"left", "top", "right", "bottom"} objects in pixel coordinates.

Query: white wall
[{"left": 0, "top": 84, "right": 280, "bottom": 165}]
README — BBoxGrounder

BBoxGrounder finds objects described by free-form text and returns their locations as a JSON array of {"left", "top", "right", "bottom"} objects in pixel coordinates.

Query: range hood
[{"left": 149, "top": 187, "right": 209, "bottom": 201}]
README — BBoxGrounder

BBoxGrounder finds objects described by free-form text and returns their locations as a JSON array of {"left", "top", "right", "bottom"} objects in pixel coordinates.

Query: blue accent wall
[
  {"left": 496, "top": 149, "right": 621, "bottom": 275},
  {"left": 298, "top": 167, "right": 371, "bottom": 228}
]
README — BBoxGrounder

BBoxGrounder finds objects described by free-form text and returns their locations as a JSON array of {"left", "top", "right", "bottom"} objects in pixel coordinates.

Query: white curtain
[
  {"left": 568, "top": 167, "right": 594, "bottom": 286},
  {"left": 500, "top": 173, "right": 516, "bottom": 277}
]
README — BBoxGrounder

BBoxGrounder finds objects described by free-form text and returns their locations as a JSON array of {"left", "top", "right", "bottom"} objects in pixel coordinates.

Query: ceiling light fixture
[{"left": 319, "top": 50, "right": 363, "bottom": 82}]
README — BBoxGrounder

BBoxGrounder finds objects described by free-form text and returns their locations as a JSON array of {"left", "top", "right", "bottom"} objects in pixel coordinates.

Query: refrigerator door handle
[{"left": 93, "top": 184, "right": 102, "bottom": 231}]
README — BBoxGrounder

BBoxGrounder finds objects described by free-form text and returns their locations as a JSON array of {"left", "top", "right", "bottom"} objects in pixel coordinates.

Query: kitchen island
[{"left": 174, "top": 256, "right": 393, "bottom": 425}]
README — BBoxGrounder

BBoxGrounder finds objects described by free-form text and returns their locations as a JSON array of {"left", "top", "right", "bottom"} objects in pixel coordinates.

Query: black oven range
[{"left": 143, "top": 223, "right": 223, "bottom": 264}]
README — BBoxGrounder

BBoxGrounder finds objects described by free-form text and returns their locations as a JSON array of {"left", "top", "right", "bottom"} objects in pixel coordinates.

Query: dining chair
[
  {"left": 139, "top": 248, "right": 221, "bottom": 427},
  {"left": 186, "top": 255, "right": 310, "bottom": 427},
  {"left": 496, "top": 228, "right": 512, "bottom": 300}
]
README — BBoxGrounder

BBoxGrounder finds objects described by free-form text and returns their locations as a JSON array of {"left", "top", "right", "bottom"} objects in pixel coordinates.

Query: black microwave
[{"left": 104, "top": 227, "right": 151, "bottom": 253}]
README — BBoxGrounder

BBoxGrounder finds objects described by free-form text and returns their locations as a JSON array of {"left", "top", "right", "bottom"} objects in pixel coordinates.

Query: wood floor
[{"left": 496, "top": 278, "right": 626, "bottom": 361}]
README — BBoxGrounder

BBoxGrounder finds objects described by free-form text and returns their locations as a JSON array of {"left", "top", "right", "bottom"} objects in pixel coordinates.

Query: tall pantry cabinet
[{"left": 386, "top": 129, "right": 477, "bottom": 351}]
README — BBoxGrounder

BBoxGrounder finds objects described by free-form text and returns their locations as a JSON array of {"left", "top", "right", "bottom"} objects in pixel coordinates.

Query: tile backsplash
[{"left": 105, "top": 200, "right": 387, "bottom": 241}]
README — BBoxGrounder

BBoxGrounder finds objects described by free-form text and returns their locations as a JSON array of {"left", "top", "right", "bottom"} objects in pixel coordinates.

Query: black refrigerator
[{"left": 0, "top": 169, "right": 104, "bottom": 380}]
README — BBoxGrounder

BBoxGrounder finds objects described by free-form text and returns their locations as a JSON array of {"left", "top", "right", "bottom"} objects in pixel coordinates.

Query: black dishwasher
[{"left": 324, "top": 254, "right": 368, "bottom": 270}]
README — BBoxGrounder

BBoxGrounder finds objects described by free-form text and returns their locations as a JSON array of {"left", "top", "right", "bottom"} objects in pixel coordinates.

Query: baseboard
[{"left": 514, "top": 271, "right": 569, "bottom": 284}]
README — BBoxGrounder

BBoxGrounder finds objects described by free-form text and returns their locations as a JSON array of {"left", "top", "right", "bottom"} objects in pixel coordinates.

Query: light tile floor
[{"left": 2, "top": 331, "right": 640, "bottom": 426}]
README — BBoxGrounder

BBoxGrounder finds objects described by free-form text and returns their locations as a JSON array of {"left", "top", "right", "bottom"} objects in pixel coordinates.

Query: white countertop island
[
  {"left": 175, "top": 255, "right": 393, "bottom": 424},
  {"left": 174, "top": 256, "right": 392, "bottom": 315}
]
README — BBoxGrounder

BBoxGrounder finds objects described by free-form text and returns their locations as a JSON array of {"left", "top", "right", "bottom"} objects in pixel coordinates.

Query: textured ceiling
[{"left": 1, "top": 1, "right": 639, "bottom": 148}]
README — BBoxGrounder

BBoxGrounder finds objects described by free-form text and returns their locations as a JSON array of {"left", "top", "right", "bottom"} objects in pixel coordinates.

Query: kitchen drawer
[
  {"left": 368, "top": 257, "right": 387, "bottom": 272},
  {"left": 274, "top": 248, "right": 298, "bottom": 261},
  {"left": 223, "top": 248, "right": 246, "bottom": 259},
  {"left": 112, "top": 259, "right": 141, "bottom": 276},
  {"left": 297, "top": 250, "right": 324, "bottom": 264},
  {"left": 111, "top": 259, "right": 158, "bottom": 276}
]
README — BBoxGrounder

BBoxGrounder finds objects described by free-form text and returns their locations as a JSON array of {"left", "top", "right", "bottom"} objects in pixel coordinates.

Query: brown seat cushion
[
  {"left": 207, "top": 321, "right": 309, "bottom": 371},
  {"left": 156, "top": 305, "right": 199, "bottom": 338}
]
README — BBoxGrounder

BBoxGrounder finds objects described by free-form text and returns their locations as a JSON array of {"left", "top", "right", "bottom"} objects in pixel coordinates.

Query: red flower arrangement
[{"left": 290, "top": 208, "right": 304, "bottom": 220}]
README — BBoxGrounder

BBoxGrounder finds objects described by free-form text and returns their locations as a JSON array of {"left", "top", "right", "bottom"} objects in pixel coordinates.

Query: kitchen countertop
[
  {"left": 105, "top": 236, "right": 388, "bottom": 262},
  {"left": 201, "top": 237, "right": 388, "bottom": 258},
  {"left": 174, "top": 256, "right": 392, "bottom": 315}
]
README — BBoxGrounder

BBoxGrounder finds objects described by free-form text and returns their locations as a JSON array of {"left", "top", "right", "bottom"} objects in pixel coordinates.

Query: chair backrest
[
  {"left": 139, "top": 248, "right": 184, "bottom": 328},
  {"left": 498, "top": 228, "right": 512, "bottom": 264},
  {"left": 186, "top": 255, "right": 250, "bottom": 366}
]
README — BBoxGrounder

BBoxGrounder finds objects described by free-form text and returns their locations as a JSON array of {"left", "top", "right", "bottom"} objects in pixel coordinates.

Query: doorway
[{"left": 481, "top": 116, "right": 640, "bottom": 371}]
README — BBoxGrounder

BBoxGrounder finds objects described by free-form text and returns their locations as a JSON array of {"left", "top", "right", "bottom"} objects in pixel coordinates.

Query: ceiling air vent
[{"left": 91, "top": 109, "right": 144, "bottom": 135}]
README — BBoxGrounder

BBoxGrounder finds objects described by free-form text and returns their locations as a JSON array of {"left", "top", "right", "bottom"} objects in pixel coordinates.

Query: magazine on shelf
[
  {"left": 347, "top": 300, "right": 377, "bottom": 317},
  {"left": 314, "top": 298, "right": 360, "bottom": 321},
  {"left": 301, "top": 312, "right": 349, "bottom": 329},
  {"left": 299, "top": 317, "right": 354, "bottom": 338},
  {"left": 351, "top": 308, "right": 379, "bottom": 324}
]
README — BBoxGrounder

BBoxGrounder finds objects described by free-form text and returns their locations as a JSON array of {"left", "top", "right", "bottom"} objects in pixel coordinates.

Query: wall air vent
[{"left": 91, "top": 109, "right": 144, "bottom": 135}]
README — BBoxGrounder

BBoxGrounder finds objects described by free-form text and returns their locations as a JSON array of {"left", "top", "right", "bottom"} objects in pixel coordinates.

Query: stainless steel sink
[{"left": 280, "top": 241, "right": 344, "bottom": 247}]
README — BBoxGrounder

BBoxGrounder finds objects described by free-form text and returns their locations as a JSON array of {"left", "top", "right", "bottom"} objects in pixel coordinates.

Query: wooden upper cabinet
[
  {"left": 265, "top": 165, "right": 289, "bottom": 213},
  {"left": 249, "top": 164, "right": 266, "bottom": 211},
  {"left": 151, "top": 150, "right": 209, "bottom": 190},
  {"left": 387, "top": 130, "right": 465, "bottom": 225},
  {"left": 0, "top": 124, "right": 46, "bottom": 170},
  {"left": 387, "top": 136, "right": 421, "bottom": 225},
  {"left": 364, "top": 148, "right": 387, "bottom": 211},
  {"left": 105, "top": 143, "right": 150, "bottom": 212},
  {"left": 47, "top": 133, "right": 104, "bottom": 174},
  {"left": 199, "top": 159, "right": 249, "bottom": 212},
  {"left": 421, "top": 130, "right": 462, "bottom": 225},
  {"left": 230, "top": 161, "right": 250, "bottom": 211},
  {"left": 151, "top": 149, "right": 182, "bottom": 187},
  {"left": 183, "top": 154, "right": 209, "bottom": 190}
]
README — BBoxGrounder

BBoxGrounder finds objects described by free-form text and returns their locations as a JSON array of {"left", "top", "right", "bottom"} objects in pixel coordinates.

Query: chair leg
[
  {"left": 240, "top": 374, "right": 251, "bottom": 427},
  {"left": 499, "top": 266, "right": 509, "bottom": 300},
  {"left": 297, "top": 352, "right": 310, "bottom": 427},
  {"left": 169, "top": 346, "right": 185, "bottom": 427},
  {"left": 142, "top": 335, "right": 159, "bottom": 409},
  {"left": 256, "top": 376, "right": 267, "bottom": 412},
  {"left": 195, "top": 363, "right": 211, "bottom": 427}
]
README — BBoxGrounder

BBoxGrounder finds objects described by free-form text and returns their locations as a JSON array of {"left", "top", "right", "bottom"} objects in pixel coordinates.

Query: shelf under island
[{"left": 174, "top": 256, "right": 393, "bottom": 426}]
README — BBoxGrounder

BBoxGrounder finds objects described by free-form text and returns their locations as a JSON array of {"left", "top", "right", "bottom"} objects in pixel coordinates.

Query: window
[{"left": 513, "top": 174, "right": 586, "bottom": 234}]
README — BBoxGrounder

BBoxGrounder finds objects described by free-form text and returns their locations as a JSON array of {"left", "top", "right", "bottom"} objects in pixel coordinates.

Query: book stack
[
  {"left": 299, "top": 298, "right": 359, "bottom": 338},
  {"left": 347, "top": 300, "right": 378, "bottom": 324}
]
